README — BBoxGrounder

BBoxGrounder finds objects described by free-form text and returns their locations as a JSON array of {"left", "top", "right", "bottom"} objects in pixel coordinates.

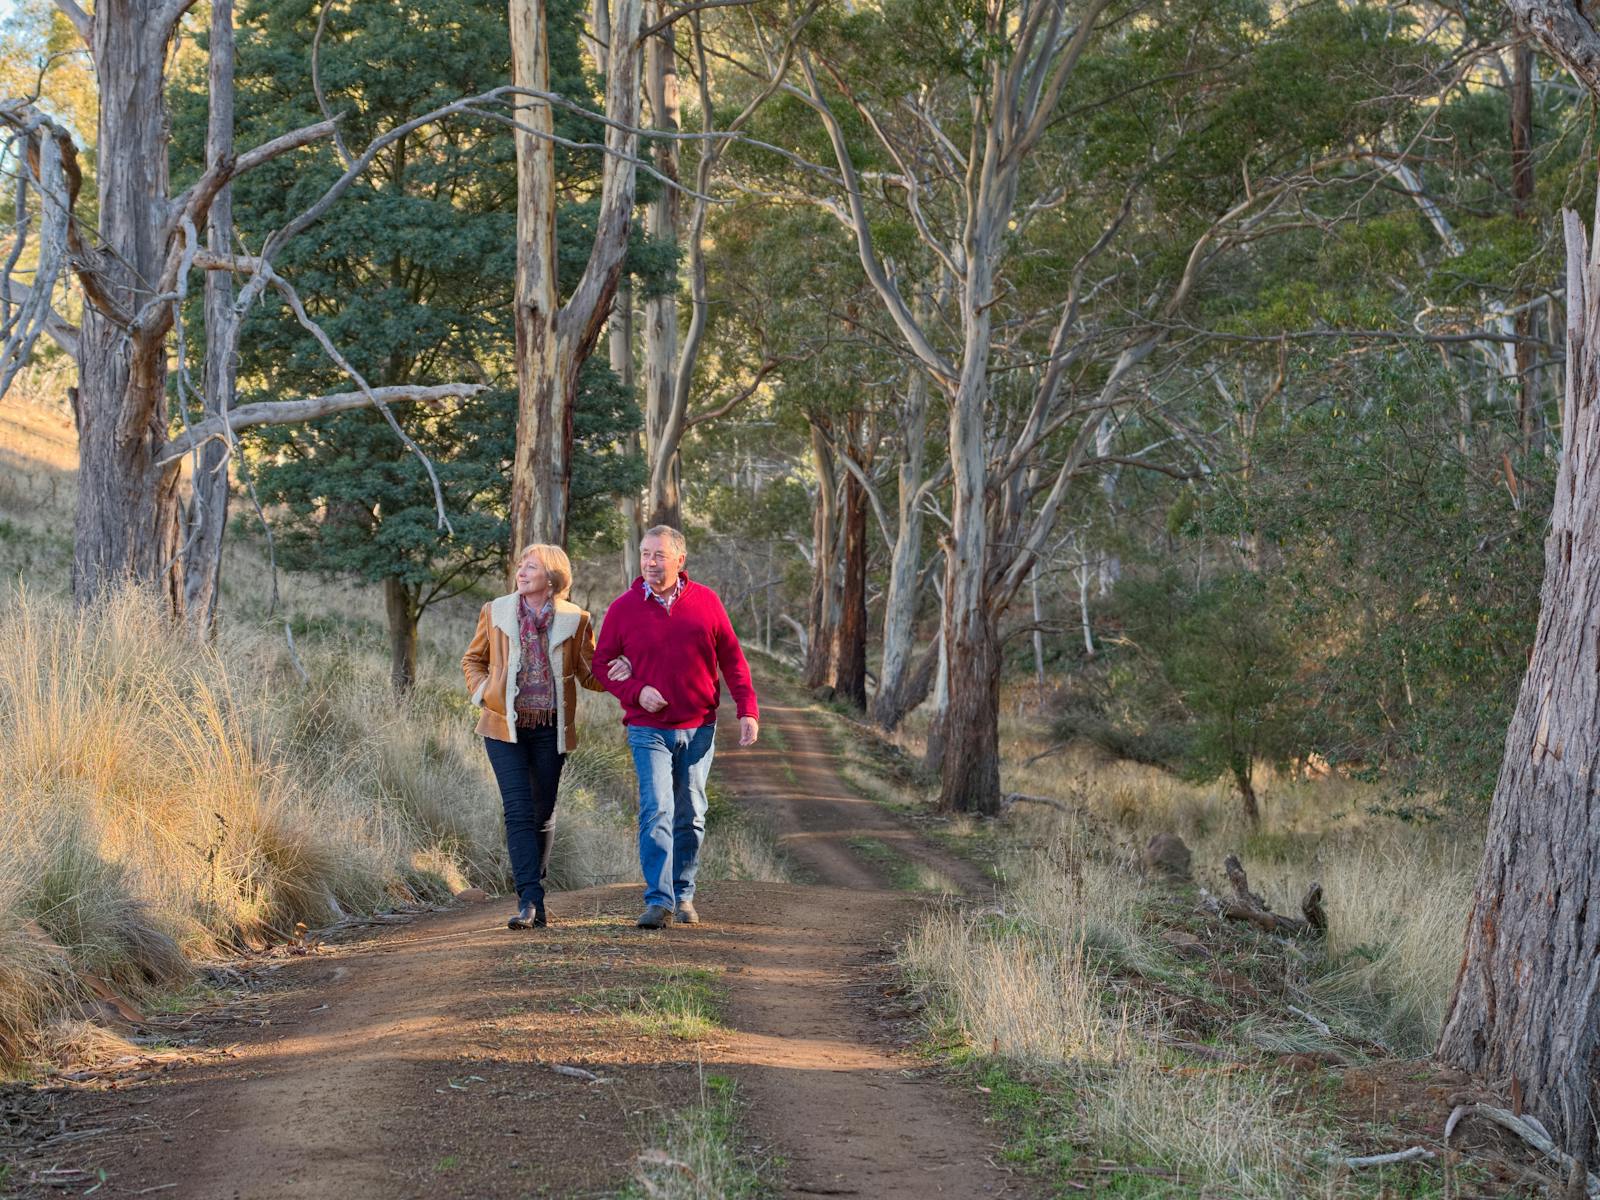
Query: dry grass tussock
[
  {"left": 0, "top": 587, "right": 786, "bottom": 1069},
  {"left": 901, "top": 814, "right": 1343, "bottom": 1195},
  {"left": 1001, "top": 744, "right": 1475, "bottom": 1053},
  {"left": 892, "top": 697, "right": 1483, "bottom": 1194}
]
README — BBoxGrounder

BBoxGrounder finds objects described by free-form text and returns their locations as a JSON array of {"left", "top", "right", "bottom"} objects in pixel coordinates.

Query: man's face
[{"left": 640, "top": 535, "right": 685, "bottom": 592}]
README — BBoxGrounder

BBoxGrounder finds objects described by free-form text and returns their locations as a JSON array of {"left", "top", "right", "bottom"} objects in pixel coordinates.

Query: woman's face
[{"left": 515, "top": 556, "right": 549, "bottom": 598}]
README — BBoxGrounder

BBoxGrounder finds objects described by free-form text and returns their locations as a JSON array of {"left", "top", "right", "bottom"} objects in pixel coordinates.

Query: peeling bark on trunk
[
  {"left": 833, "top": 467, "right": 868, "bottom": 709},
  {"left": 1511, "top": 42, "right": 1539, "bottom": 451},
  {"left": 871, "top": 374, "right": 930, "bottom": 730},
  {"left": 1436, "top": 205, "right": 1600, "bottom": 1160},
  {"left": 939, "top": 591, "right": 1001, "bottom": 813},
  {"left": 937, "top": 244, "right": 1004, "bottom": 813},
  {"left": 182, "top": 0, "right": 237, "bottom": 633},
  {"left": 508, "top": 0, "right": 564, "bottom": 548},
  {"left": 509, "top": 0, "right": 641, "bottom": 550},
  {"left": 72, "top": 12, "right": 183, "bottom": 609},
  {"left": 924, "top": 578, "right": 950, "bottom": 773},
  {"left": 611, "top": 279, "right": 642, "bottom": 588}
]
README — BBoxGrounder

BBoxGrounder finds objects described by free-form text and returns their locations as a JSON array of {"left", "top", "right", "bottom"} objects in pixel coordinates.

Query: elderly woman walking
[{"left": 462, "top": 544, "right": 628, "bottom": 930}]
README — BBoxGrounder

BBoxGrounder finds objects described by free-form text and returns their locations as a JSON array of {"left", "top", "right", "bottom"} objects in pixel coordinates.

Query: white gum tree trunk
[{"left": 1436, "top": 201, "right": 1600, "bottom": 1162}]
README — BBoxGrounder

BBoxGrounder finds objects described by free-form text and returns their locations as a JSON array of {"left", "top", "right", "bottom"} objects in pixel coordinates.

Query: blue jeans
[
  {"left": 627, "top": 724, "right": 716, "bottom": 910},
  {"left": 484, "top": 725, "right": 564, "bottom": 906}
]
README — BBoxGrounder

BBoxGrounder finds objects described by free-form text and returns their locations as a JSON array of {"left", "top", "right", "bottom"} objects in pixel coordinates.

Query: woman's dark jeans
[{"left": 483, "top": 725, "right": 565, "bottom": 906}]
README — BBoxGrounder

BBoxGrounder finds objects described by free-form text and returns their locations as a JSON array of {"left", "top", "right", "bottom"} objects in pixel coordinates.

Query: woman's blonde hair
[{"left": 517, "top": 543, "right": 573, "bottom": 600}]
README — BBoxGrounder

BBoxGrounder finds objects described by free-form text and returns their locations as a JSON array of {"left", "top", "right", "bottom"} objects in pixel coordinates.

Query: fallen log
[{"left": 1211, "top": 855, "right": 1325, "bottom": 938}]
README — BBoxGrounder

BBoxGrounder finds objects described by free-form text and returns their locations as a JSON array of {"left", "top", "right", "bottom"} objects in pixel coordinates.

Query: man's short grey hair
[{"left": 644, "top": 524, "right": 687, "bottom": 558}]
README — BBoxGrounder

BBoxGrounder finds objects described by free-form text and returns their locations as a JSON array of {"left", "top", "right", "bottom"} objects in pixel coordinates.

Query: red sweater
[{"left": 594, "top": 573, "right": 759, "bottom": 728}]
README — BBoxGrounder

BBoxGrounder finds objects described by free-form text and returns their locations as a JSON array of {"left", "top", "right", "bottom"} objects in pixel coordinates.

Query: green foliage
[
  {"left": 1205, "top": 352, "right": 1551, "bottom": 812},
  {"left": 170, "top": 0, "right": 647, "bottom": 628},
  {"left": 1077, "top": 571, "right": 1303, "bottom": 812}
]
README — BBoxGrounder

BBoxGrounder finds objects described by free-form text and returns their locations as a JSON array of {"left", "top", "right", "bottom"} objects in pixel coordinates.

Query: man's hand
[
  {"left": 639, "top": 685, "right": 668, "bottom": 713},
  {"left": 738, "top": 716, "right": 759, "bottom": 747},
  {"left": 606, "top": 655, "right": 632, "bottom": 681}
]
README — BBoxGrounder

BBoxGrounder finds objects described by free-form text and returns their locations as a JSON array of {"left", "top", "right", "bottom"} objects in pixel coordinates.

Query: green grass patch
[
  {"left": 571, "top": 964, "right": 725, "bottom": 1041},
  {"left": 845, "top": 836, "right": 949, "bottom": 893},
  {"left": 619, "top": 1073, "right": 773, "bottom": 1200}
]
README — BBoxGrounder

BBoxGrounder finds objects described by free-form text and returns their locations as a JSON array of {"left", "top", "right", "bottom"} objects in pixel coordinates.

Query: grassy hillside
[{"left": 0, "top": 378, "right": 786, "bottom": 1071}]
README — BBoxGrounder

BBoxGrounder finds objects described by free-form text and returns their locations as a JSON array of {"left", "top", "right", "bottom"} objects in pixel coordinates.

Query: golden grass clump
[
  {"left": 898, "top": 807, "right": 1344, "bottom": 1196},
  {"left": 997, "top": 743, "right": 1475, "bottom": 1054},
  {"left": 0, "top": 578, "right": 794, "bottom": 1065},
  {"left": 0, "top": 586, "right": 502, "bottom": 1062}
]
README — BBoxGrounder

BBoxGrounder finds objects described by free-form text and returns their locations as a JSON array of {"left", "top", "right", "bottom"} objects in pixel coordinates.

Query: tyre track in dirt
[
  {"left": 694, "top": 687, "right": 1022, "bottom": 1198},
  {"left": 5, "top": 676, "right": 1030, "bottom": 1199}
]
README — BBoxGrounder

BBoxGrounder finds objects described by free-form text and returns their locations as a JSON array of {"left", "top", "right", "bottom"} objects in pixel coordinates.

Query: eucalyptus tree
[
  {"left": 0, "top": 1, "right": 489, "bottom": 617},
  {"left": 1434, "top": 0, "right": 1600, "bottom": 1162},
  {"left": 507, "top": 0, "right": 643, "bottom": 549},
  {"left": 637, "top": 5, "right": 806, "bottom": 531},
  {"left": 174, "top": 0, "right": 639, "bottom": 689},
  {"left": 779, "top": 0, "right": 1442, "bottom": 812}
]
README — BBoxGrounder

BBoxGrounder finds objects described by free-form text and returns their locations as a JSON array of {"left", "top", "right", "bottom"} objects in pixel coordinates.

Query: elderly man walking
[{"left": 594, "top": 525, "right": 760, "bottom": 928}]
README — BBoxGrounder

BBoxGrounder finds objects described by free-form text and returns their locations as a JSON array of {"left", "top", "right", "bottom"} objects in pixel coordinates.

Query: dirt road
[{"left": 5, "top": 689, "right": 1029, "bottom": 1199}]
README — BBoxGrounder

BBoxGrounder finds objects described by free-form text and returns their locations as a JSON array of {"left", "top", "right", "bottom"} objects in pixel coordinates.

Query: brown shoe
[
  {"left": 636, "top": 904, "right": 672, "bottom": 929},
  {"left": 675, "top": 900, "right": 700, "bottom": 925}
]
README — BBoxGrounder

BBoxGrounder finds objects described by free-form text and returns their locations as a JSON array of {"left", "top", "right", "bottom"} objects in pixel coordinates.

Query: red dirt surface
[{"left": 2, "top": 688, "right": 1031, "bottom": 1199}]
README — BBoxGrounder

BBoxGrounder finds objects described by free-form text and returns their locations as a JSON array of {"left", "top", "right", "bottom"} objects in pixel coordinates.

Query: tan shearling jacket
[{"left": 461, "top": 594, "right": 604, "bottom": 750}]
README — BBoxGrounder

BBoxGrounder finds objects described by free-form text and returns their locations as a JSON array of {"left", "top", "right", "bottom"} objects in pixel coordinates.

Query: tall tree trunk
[
  {"left": 611, "top": 279, "right": 642, "bottom": 587},
  {"left": 938, "top": 244, "right": 1003, "bottom": 813},
  {"left": 1029, "top": 562, "right": 1046, "bottom": 687},
  {"left": 508, "top": 0, "right": 642, "bottom": 551},
  {"left": 803, "top": 423, "right": 839, "bottom": 689},
  {"left": 1511, "top": 41, "right": 1538, "bottom": 452},
  {"left": 871, "top": 373, "right": 929, "bottom": 730},
  {"left": 72, "top": 14, "right": 183, "bottom": 609},
  {"left": 1436, "top": 205, "right": 1600, "bottom": 1161},
  {"left": 182, "top": 0, "right": 236, "bottom": 632},
  {"left": 924, "top": 574, "right": 950, "bottom": 773},
  {"left": 1095, "top": 414, "right": 1121, "bottom": 596},
  {"left": 508, "top": 0, "right": 564, "bottom": 548},
  {"left": 642, "top": 0, "right": 682, "bottom": 530},
  {"left": 384, "top": 576, "right": 419, "bottom": 693},
  {"left": 833, "top": 467, "right": 868, "bottom": 709},
  {"left": 1232, "top": 758, "right": 1261, "bottom": 828}
]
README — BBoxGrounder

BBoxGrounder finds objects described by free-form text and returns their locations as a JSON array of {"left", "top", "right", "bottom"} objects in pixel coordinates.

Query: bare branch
[
  {"left": 0, "top": 279, "right": 79, "bottom": 360},
  {"left": 636, "top": 0, "right": 765, "bottom": 43},
  {"left": 313, "top": 0, "right": 357, "bottom": 169},
  {"left": 793, "top": 55, "right": 956, "bottom": 385},
  {"left": 189, "top": 249, "right": 458, "bottom": 532},
  {"left": 682, "top": 357, "right": 788, "bottom": 429},
  {"left": 0, "top": 109, "right": 75, "bottom": 393},
  {"left": 832, "top": 440, "right": 895, "bottom": 546},
  {"left": 156, "top": 0, "right": 205, "bottom": 39},
  {"left": 50, "top": 0, "right": 92, "bottom": 46},
  {"left": 165, "top": 117, "right": 341, "bottom": 251},
  {"left": 157, "top": 383, "right": 486, "bottom": 467}
]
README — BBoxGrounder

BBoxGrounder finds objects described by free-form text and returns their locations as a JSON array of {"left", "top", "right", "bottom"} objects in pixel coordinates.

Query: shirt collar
[{"left": 642, "top": 573, "right": 688, "bottom": 609}]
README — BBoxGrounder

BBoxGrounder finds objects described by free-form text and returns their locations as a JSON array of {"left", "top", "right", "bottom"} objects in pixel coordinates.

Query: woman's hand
[{"left": 607, "top": 655, "right": 632, "bottom": 681}]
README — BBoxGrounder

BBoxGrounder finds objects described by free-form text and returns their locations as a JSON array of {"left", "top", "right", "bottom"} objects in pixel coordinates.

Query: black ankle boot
[{"left": 508, "top": 899, "right": 544, "bottom": 930}]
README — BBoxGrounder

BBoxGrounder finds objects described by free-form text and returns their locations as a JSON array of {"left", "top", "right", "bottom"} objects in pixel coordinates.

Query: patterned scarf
[{"left": 514, "top": 597, "right": 556, "bottom": 725}]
